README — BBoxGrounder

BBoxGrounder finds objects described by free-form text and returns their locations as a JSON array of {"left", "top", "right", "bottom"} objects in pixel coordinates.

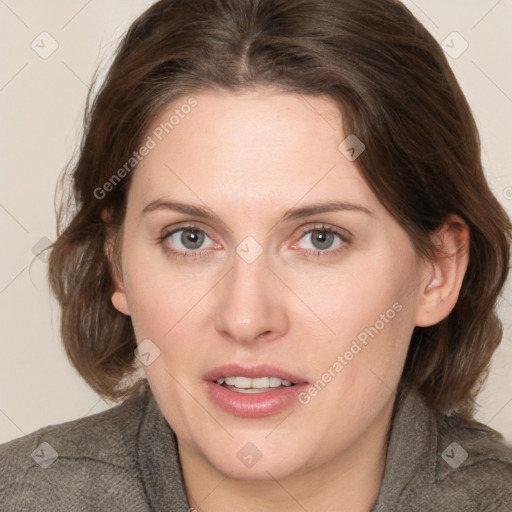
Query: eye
[
  {"left": 160, "top": 224, "right": 218, "bottom": 259},
  {"left": 167, "top": 227, "right": 210, "bottom": 250},
  {"left": 292, "top": 224, "right": 350, "bottom": 257}
]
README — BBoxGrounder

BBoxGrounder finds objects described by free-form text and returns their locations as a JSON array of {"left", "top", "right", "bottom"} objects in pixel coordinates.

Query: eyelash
[{"left": 158, "top": 223, "right": 351, "bottom": 261}]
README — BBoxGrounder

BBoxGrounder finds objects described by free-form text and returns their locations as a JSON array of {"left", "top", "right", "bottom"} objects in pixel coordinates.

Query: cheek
[
  {"left": 297, "top": 257, "right": 407, "bottom": 338},
  {"left": 121, "top": 244, "right": 208, "bottom": 340},
  {"left": 296, "top": 250, "right": 417, "bottom": 381}
]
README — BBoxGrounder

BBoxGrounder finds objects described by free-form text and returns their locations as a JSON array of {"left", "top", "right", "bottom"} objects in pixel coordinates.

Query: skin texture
[{"left": 109, "top": 88, "right": 470, "bottom": 512}]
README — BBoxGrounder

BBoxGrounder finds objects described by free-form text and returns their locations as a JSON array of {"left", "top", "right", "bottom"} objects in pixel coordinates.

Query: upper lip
[{"left": 204, "top": 364, "right": 308, "bottom": 384}]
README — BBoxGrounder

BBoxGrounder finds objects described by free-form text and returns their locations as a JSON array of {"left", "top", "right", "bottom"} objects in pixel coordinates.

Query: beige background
[{"left": 0, "top": 0, "right": 511, "bottom": 444}]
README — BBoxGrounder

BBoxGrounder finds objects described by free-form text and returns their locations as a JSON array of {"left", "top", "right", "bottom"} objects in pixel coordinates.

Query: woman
[{"left": 1, "top": 0, "right": 511, "bottom": 510}]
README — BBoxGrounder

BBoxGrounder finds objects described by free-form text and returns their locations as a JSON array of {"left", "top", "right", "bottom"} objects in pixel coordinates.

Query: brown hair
[{"left": 47, "top": 0, "right": 511, "bottom": 423}]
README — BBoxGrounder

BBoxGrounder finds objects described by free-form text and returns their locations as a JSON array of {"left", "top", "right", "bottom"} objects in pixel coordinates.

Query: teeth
[
  {"left": 226, "top": 376, "right": 252, "bottom": 388},
  {"left": 216, "top": 376, "right": 293, "bottom": 388},
  {"left": 269, "top": 377, "right": 282, "bottom": 387}
]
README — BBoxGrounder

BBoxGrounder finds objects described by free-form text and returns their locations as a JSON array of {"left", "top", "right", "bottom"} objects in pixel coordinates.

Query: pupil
[
  {"left": 313, "top": 230, "right": 333, "bottom": 250},
  {"left": 182, "top": 229, "right": 204, "bottom": 249}
]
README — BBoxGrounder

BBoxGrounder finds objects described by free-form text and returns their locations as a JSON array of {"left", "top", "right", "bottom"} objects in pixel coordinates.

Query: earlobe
[
  {"left": 108, "top": 253, "right": 131, "bottom": 316},
  {"left": 414, "top": 214, "right": 470, "bottom": 327},
  {"left": 103, "top": 219, "right": 131, "bottom": 317},
  {"left": 111, "top": 288, "right": 130, "bottom": 316}
]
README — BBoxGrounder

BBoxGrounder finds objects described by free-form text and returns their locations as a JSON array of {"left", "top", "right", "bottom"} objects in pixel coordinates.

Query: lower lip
[{"left": 204, "top": 381, "right": 309, "bottom": 417}]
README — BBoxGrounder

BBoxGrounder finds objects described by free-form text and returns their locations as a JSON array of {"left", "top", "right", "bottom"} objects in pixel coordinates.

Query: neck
[{"left": 178, "top": 395, "right": 395, "bottom": 512}]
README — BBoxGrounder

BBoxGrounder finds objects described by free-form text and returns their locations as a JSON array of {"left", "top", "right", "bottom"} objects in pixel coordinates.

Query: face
[{"left": 111, "top": 88, "right": 430, "bottom": 481}]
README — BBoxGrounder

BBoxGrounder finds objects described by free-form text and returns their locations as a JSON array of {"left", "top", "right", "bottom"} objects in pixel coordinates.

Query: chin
[
  {"left": 199, "top": 435, "right": 311, "bottom": 481},
  {"left": 212, "top": 454, "right": 303, "bottom": 481}
]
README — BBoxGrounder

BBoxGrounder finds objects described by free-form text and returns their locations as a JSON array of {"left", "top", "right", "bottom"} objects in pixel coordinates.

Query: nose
[{"left": 213, "top": 248, "right": 289, "bottom": 346}]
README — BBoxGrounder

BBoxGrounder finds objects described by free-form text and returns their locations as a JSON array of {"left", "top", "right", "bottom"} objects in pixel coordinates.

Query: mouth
[
  {"left": 203, "top": 363, "right": 309, "bottom": 417},
  {"left": 215, "top": 376, "right": 296, "bottom": 393},
  {"left": 204, "top": 363, "right": 307, "bottom": 390}
]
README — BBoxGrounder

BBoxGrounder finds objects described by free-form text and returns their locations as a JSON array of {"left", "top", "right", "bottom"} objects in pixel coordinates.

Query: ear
[
  {"left": 414, "top": 214, "right": 470, "bottom": 327},
  {"left": 102, "top": 210, "right": 131, "bottom": 317}
]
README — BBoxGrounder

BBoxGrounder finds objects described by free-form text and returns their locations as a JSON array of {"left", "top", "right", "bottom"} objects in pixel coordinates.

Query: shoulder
[
  {"left": 430, "top": 413, "right": 512, "bottom": 511},
  {"left": 0, "top": 379, "right": 152, "bottom": 511},
  {"left": 379, "top": 387, "right": 512, "bottom": 511}
]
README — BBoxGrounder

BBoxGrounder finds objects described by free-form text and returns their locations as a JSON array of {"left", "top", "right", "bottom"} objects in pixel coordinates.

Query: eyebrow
[{"left": 142, "top": 199, "right": 374, "bottom": 223}]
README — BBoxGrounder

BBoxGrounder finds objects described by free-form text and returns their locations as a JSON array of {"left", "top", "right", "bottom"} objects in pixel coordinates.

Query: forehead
[{"left": 127, "top": 89, "right": 382, "bottom": 220}]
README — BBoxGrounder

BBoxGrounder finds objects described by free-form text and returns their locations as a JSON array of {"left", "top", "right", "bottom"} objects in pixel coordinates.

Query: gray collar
[
  {"left": 370, "top": 386, "right": 437, "bottom": 510},
  {"left": 136, "top": 382, "right": 191, "bottom": 512}
]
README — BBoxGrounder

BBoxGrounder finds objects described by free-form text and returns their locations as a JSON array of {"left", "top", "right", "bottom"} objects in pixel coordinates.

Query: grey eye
[
  {"left": 167, "top": 228, "right": 210, "bottom": 250},
  {"left": 299, "top": 229, "right": 342, "bottom": 251}
]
